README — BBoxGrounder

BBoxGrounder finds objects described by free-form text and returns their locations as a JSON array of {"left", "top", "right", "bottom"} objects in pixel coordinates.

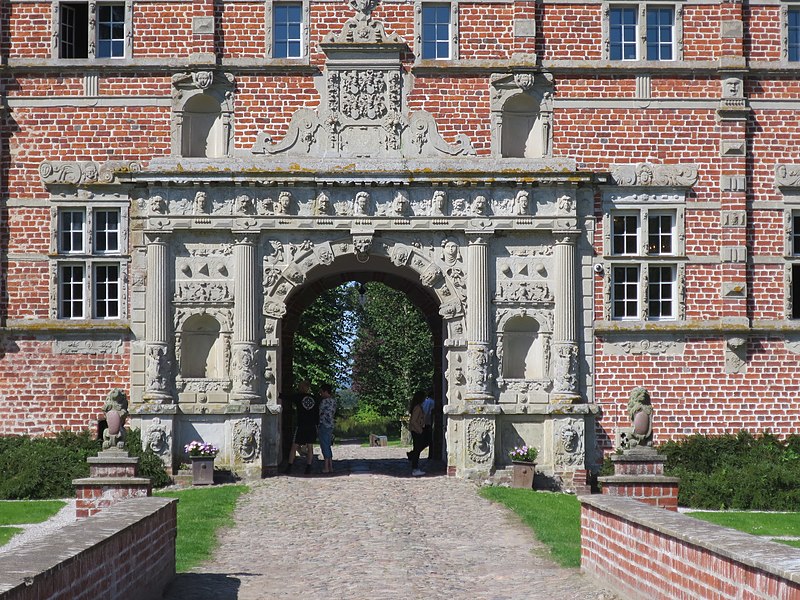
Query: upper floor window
[
  {"left": 789, "top": 8, "right": 800, "bottom": 62},
  {"left": 53, "top": 205, "right": 126, "bottom": 320},
  {"left": 57, "top": 1, "right": 128, "bottom": 60},
  {"left": 421, "top": 3, "right": 452, "bottom": 59},
  {"left": 273, "top": 2, "right": 303, "bottom": 59},
  {"left": 605, "top": 205, "right": 683, "bottom": 321},
  {"left": 608, "top": 4, "right": 678, "bottom": 61}
]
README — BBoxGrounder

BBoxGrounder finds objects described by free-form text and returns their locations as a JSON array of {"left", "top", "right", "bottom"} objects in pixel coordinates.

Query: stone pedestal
[
  {"left": 73, "top": 449, "right": 152, "bottom": 518},
  {"left": 598, "top": 447, "right": 679, "bottom": 511},
  {"left": 191, "top": 457, "right": 215, "bottom": 485},
  {"left": 511, "top": 461, "right": 536, "bottom": 489},
  {"left": 444, "top": 404, "right": 501, "bottom": 478}
]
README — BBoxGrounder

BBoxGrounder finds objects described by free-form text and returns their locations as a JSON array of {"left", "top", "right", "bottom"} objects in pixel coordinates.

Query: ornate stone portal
[{"left": 41, "top": 2, "right": 601, "bottom": 484}]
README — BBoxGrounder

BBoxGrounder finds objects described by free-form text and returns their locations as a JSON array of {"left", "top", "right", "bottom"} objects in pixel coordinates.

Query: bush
[
  {"left": 659, "top": 431, "right": 800, "bottom": 510},
  {"left": 0, "top": 428, "right": 172, "bottom": 499},
  {"left": 0, "top": 431, "right": 100, "bottom": 499},
  {"left": 334, "top": 405, "right": 398, "bottom": 439}
]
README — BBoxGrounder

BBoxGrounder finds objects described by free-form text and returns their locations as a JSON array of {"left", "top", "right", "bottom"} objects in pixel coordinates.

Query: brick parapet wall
[
  {"left": 581, "top": 495, "right": 800, "bottom": 600},
  {"left": 0, "top": 497, "right": 177, "bottom": 600}
]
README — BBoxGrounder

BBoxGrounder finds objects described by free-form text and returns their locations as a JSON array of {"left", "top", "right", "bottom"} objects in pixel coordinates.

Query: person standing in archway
[
  {"left": 317, "top": 383, "right": 336, "bottom": 474},
  {"left": 407, "top": 391, "right": 428, "bottom": 477},
  {"left": 283, "top": 380, "right": 319, "bottom": 475}
]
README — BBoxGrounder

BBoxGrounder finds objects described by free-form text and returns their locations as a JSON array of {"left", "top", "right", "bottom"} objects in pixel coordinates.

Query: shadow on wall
[{"left": 162, "top": 572, "right": 244, "bottom": 600}]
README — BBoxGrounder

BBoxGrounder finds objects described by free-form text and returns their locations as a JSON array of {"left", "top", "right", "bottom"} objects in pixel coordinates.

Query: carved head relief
[{"left": 353, "top": 191, "right": 371, "bottom": 216}]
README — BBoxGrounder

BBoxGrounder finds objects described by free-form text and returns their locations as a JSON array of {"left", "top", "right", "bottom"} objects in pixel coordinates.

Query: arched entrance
[{"left": 277, "top": 257, "right": 446, "bottom": 463}]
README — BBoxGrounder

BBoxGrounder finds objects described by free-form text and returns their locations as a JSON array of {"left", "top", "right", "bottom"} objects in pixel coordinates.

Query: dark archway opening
[{"left": 279, "top": 267, "right": 445, "bottom": 472}]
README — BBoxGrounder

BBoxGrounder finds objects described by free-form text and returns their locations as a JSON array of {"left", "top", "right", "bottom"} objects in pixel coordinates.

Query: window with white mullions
[
  {"left": 648, "top": 212, "right": 675, "bottom": 255},
  {"left": 646, "top": 6, "right": 674, "bottom": 61},
  {"left": 59, "top": 264, "right": 85, "bottom": 318},
  {"left": 98, "top": 3, "right": 125, "bottom": 58},
  {"left": 59, "top": 209, "right": 85, "bottom": 254},
  {"left": 94, "top": 209, "right": 120, "bottom": 254},
  {"left": 612, "top": 265, "right": 640, "bottom": 319},
  {"left": 422, "top": 3, "right": 451, "bottom": 60},
  {"left": 793, "top": 213, "right": 800, "bottom": 256},
  {"left": 273, "top": 2, "right": 303, "bottom": 59},
  {"left": 609, "top": 7, "right": 637, "bottom": 60},
  {"left": 612, "top": 213, "right": 639, "bottom": 255},
  {"left": 648, "top": 264, "right": 675, "bottom": 319},
  {"left": 789, "top": 8, "right": 800, "bottom": 62},
  {"left": 94, "top": 263, "right": 120, "bottom": 319}
]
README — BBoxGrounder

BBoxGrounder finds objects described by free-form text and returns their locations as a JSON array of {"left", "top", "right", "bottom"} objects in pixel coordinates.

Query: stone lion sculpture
[
  {"left": 102, "top": 389, "right": 129, "bottom": 450},
  {"left": 626, "top": 386, "right": 653, "bottom": 449}
]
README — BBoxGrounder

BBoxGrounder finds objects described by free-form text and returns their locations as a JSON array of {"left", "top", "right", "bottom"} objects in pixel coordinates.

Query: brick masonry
[
  {"left": 0, "top": 497, "right": 176, "bottom": 600},
  {"left": 581, "top": 495, "right": 800, "bottom": 600},
  {"left": 2, "top": 1, "right": 800, "bottom": 470}
]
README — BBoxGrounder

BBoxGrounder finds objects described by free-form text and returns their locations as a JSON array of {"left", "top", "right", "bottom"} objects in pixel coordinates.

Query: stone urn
[
  {"left": 511, "top": 461, "right": 536, "bottom": 489},
  {"left": 191, "top": 457, "right": 215, "bottom": 486}
]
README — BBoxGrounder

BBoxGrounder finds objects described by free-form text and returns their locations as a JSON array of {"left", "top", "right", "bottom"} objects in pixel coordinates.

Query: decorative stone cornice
[
  {"left": 39, "top": 160, "right": 141, "bottom": 186},
  {"left": 609, "top": 162, "right": 698, "bottom": 188}
]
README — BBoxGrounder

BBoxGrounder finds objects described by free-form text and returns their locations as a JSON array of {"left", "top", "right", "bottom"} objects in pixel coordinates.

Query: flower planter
[
  {"left": 511, "top": 461, "right": 536, "bottom": 489},
  {"left": 191, "top": 457, "right": 215, "bottom": 485}
]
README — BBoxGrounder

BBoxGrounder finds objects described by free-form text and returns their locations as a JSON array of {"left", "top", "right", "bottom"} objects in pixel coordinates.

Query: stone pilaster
[
  {"left": 144, "top": 234, "right": 173, "bottom": 403},
  {"left": 552, "top": 232, "right": 580, "bottom": 403},
  {"left": 232, "top": 234, "right": 259, "bottom": 402},
  {"left": 465, "top": 233, "right": 493, "bottom": 402}
]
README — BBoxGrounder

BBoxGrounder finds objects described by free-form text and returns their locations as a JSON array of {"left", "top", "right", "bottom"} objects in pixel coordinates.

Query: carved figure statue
[
  {"left": 149, "top": 195, "right": 164, "bottom": 215},
  {"left": 235, "top": 194, "right": 253, "bottom": 215},
  {"left": 441, "top": 237, "right": 461, "bottom": 266},
  {"left": 430, "top": 190, "right": 447, "bottom": 216},
  {"left": 193, "top": 191, "right": 207, "bottom": 214},
  {"left": 391, "top": 192, "right": 410, "bottom": 216},
  {"left": 102, "top": 389, "right": 129, "bottom": 450},
  {"left": 626, "top": 386, "right": 653, "bottom": 449},
  {"left": 472, "top": 195, "right": 488, "bottom": 216},
  {"left": 513, "top": 190, "right": 529, "bottom": 215},
  {"left": 353, "top": 191, "right": 371, "bottom": 216},
  {"left": 275, "top": 191, "right": 292, "bottom": 215},
  {"left": 313, "top": 191, "right": 331, "bottom": 215}
]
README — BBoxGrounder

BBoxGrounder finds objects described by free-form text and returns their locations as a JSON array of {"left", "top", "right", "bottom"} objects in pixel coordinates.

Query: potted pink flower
[
  {"left": 185, "top": 441, "right": 219, "bottom": 485},
  {"left": 509, "top": 445, "right": 538, "bottom": 489}
]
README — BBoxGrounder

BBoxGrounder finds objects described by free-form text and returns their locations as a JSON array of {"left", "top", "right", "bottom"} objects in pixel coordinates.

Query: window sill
[
  {"left": 2, "top": 319, "right": 130, "bottom": 334},
  {"left": 595, "top": 318, "right": 750, "bottom": 334}
]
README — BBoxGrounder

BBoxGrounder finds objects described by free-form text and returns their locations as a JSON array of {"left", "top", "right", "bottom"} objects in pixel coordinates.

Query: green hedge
[
  {"left": 333, "top": 405, "right": 400, "bottom": 439},
  {"left": 660, "top": 431, "right": 800, "bottom": 510},
  {"left": 0, "top": 429, "right": 170, "bottom": 499}
]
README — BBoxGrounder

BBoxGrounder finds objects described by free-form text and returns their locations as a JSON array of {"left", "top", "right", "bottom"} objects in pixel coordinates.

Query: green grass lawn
[
  {"left": 156, "top": 485, "right": 248, "bottom": 572},
  {"left": 687, "top": 510, "right": 800, "bottom": 548},
  {"left": 0, "top": 499, "right": 67, "bottom": 548},
  {"left": 480, "top": 488, "right": 582, "bottom": 568}
]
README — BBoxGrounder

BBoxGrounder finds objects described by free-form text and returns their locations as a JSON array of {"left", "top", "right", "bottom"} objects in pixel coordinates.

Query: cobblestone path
[{"left": 163, "top": 444, "right": 616, "bottom": 600}]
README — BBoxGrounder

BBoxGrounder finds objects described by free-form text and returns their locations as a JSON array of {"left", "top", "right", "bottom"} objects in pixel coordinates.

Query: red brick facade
[{"left": 2, "top": 0, "right": 799, "bottom": 468}]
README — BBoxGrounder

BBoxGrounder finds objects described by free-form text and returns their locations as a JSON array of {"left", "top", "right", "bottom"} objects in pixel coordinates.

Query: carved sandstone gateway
[{"left": 33, "top": 0, "right": 703, "bottom": 488}]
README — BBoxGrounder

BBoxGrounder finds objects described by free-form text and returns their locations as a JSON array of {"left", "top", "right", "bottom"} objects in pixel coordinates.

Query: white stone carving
[
  {"left": 144, "top": 418, "right": 170, "bottom": 455},
  {"left": 324, "top": 0, "right": 404, "bottom": 44},
  {"left": 53, "top": 339, "right": 123, "bottom": 354},
  {"left": 231, "top": 344, "right": 258, "bottom": 394},
  {"left": 39, "top": 160, "right": 141, "bottom": 185},
  {"left": 603, "top": 338, "right": 685, "bottom": 356},
  {"left": 145, "top": 344, "right": 172, "bottom": 396},
  {"left": 430, "top": 190, "right": 448, "bottom": 216},
  {"left": 553, "top": 418, "right": 584, "bottom": 468},
  {"left": 233, "top": 418, "right": 261, "bottom": 462},
  {"left": 466, "top": 418, "right": 494, "bottom": 465},
  {"left": 513, "top": 190, "right": 530, "bottom": 215},
  {"left": 725, "top": 336, "right": 747, "bottom": 374},
  {"left": 353, "top": 191, "right": 372, "bottom": 216},
  {"left": 776, "top": 164, "right": 800, "bottom": 188},
  {"left": 552, "top": 343, "right": 578, "bottom": 395},
  {"left": 175, "top": 281, "right": 232, "bottom": 303},
  {"left": 610, "top": 163, "right": 698, "bottom": 187}
]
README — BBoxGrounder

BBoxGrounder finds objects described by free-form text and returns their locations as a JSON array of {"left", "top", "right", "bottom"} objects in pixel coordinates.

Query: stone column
[
  {"left": 144, "top": 234, "right": 173, "bottom": 403},
  {"left": 232, "top": 234, "right": 259, "bottom": 403},
  {"left": 465, "top": 233, "right": 493, "bottom": 403},
  {"left": 552, "top": 232, "right": 581, "bottom": 403}
]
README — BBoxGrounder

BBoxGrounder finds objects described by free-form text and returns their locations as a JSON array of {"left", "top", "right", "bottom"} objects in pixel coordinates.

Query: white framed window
[
  {"left": 52, "top": 204, "right": 127, "bottom": 320},
  {"left": 605, "top": 205, "right": 683, "bottom": 321},
  {"left": 606, "top": 3, "right": 681, "bottom": 61},
  {"left": 273, "top": 2, "right": 303, "bottom": 59},
  {"left": 266, "top": 0, "right": 309, "bottom": 61},
  {"left": 787, "top": 6, "right": 800, "bottom": 62},
  {"left": 415, "top": 1, "right": 458, "bottom": 61},
  {"left": 787, "top": 210, "right": 800, "bottom": 319},
  {"left": 53, "top": 0, "right": 131, "bottom": 60}
]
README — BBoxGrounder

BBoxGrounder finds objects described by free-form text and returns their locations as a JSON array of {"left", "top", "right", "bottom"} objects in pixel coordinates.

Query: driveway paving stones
[{"left": 163, "top": 443, "right": 616, "bottom": 600}]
